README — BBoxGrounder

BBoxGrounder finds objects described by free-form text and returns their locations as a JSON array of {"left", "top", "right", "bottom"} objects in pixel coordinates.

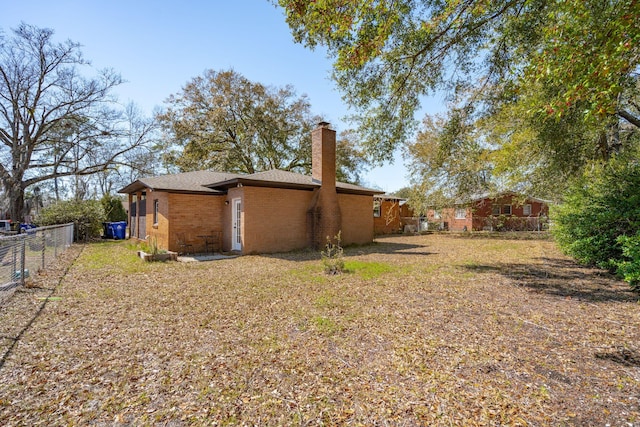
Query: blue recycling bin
[
  {"left": 112, "top": 221, "right": 127, "bottom": 240},
  {"left": 103, "top": 221, "right": 127, "bottom": 239}
]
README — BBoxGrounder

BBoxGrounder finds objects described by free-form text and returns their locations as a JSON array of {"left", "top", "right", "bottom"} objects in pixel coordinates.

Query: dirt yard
[{"left": 0, "top": 233, "right": 638, "bottom": 426}]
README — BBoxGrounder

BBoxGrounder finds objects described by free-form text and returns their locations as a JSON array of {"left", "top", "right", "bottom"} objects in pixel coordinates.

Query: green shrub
[
  {"left": 38, "top": 199, "right": 106, "bottom": 241},
  {"left": 101, "top": 193, "right": 127, "bottom": 222},
  {"left": 615, "top": 233, "right": 640, "bottom": 290},
  {"left": 552, "top": 158, "right": 640, "bottom": 289}
]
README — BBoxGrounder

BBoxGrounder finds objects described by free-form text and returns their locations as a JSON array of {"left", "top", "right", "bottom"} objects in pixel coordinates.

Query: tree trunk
[{"left": 8, "top": 181, "right": 25, "bottom": 223}]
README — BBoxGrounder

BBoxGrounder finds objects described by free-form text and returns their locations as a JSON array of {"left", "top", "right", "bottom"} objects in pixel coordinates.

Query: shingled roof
[
  {"left": 205, "top": 169, "right": 383, "bottom": 195},
  {"left": 118, "top": 170, "right": 242, "bottom": 194},
  {"left": 119, "top": 169, "right": 383, "bottom": 196}
]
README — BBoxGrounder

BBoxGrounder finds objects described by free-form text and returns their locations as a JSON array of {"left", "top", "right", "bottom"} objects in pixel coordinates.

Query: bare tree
[
  {"left": 88, "top": 103, "right": 158, "bottom": 198},
  {"left": 0, "top": 23, "right": 152, "bottom": 221}
]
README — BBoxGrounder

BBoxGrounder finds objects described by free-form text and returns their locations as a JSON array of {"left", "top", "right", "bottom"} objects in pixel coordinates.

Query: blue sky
[{"left": 2, "top": 1, "right": 445, "bottom": 193}]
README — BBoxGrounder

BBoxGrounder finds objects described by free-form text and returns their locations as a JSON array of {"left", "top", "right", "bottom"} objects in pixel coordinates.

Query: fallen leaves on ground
[{"left": 0, "top": 233, "right": 638, "bottom": 426}]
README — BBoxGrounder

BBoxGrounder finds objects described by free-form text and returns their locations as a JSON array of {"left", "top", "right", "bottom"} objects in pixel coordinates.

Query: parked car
[{"left": 0, "top": 220, "right": 12, "bottom": 235}]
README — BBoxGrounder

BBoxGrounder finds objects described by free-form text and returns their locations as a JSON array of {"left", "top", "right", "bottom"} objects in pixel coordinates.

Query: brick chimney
[
  {"left": 312, "top": 121, "right": 336, "bottom": 189},
  {"left": 308, "top": 121, "right": 342, "bottom": 249}
]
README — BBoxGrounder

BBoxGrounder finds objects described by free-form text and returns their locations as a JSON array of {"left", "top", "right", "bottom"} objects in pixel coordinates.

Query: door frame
[{"left": 231, "top": 198, "right": 242, "bottom": 251}]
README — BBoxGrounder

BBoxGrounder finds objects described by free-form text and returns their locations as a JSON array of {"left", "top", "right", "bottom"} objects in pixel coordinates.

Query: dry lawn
[{"left": 0, "top": 233, "right": 638, "bottom": 426}]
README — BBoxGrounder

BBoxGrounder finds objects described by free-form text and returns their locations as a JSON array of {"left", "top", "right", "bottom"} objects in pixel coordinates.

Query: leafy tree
[
  {"left": 392, "top": 186, "right": 411, "bottom": 198},
  {"left": 277, "top": 0, "right": 640, "bottom": 164},
  {"left": 336, "top": 129, "right": 368, "bottom": 184},
  {"left": 157, "top": 69, "right": 367, "bottom": 182},
  {"left": 0, "top": 23, "right": 153, "bottom": 223},
  {"left": 406, "top": 106, "right": 495, "bottom": 203},
  {"left": 552, "top": 155, "right": 640, "bottom": 289}
]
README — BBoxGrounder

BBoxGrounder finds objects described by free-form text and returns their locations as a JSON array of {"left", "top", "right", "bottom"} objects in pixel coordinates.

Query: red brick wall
[
  {"left": 426, "top": 207, "right": 472, "bottom": 231},
  {"left": 228, "top": 187, "right": 374, "bottom": 254},
  {"left": 142, "top": 192, "right": 225, "bottom": 252},
  {"left": 132, "top": 185, "right": 377, "bottom": 255},
  {"left": 338, "top": 193, "right": 374, "bottom": 245},
  {"left": 472, "top": 195, "right": 548, "bottom": 217},
  {"left": 167, "top": 193, "right": 225, "bottom": 252},
  {"left": 472, "top": 195, "right": 549, "bottom": 231},
  {"left": 141, "top": 191, "right": 169, "bottom": 249},
  {"left": 241, "top": 186, "right": 312, "bottom": 254}
]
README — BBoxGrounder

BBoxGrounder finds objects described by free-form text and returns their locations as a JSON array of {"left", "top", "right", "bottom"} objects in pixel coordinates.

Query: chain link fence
[
  {"left": 0, "top": 223, "right": 74, "bottom": 293},
  {"left": 474, "top": 216, "right": 549, "bottom": 232}
]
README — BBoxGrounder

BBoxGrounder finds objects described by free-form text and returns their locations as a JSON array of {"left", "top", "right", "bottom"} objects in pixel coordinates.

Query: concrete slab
[{"left": 177, "top": 254, "right": 237, "bottom": 262}]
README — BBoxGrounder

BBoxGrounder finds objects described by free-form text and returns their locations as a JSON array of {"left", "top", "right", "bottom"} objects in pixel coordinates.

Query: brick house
[
  {"left": 119, "top": 122, "right": 384, "bottom": 254},
  {"left": 425, "top": 192, "right": 550, "bottom": 232}
]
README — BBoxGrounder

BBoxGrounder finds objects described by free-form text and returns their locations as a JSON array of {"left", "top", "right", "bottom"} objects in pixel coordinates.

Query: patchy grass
[
  {"left": 0, "top": 234, "right": 638, "bottom": 425},
  {"left": 343, "top": 260, "right": 398, "bottom": 279}
]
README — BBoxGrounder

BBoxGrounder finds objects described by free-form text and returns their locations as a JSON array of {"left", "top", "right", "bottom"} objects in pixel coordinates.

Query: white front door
[{"left": 232, "top": 198, "right": 242, "bottom": 251}]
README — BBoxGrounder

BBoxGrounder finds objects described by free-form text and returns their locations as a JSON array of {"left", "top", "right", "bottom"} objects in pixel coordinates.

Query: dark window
[{"left": 153, "top": 199, "right": 159, "bottom": 224}]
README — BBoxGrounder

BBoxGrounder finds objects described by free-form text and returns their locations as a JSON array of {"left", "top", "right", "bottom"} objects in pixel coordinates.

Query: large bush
[
  {"left": 101, "top": 194, "right": 128, "bottom": 222},
  {"left": 616, "top": 233, "right": 640, "bottom": 290},
  {"left": 552, "top": 158, "right": 640, "bottom": 288},
  {"left": 38, "top": 199, "right": 106, "bottom": 241}
]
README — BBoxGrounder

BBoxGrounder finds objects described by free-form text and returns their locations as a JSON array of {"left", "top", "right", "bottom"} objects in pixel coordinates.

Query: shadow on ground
[
  {"left": 461, "top": 257, "right": 639, "bottom": 303},
  {"left": 595, "top": 346, "right": 640, "bottom": 367},
  {"left": 448, "top": 231, "right": 553, "bottom": 241},
  {"left": 263, "top": 239, "right": 436, "bottom": 262}
]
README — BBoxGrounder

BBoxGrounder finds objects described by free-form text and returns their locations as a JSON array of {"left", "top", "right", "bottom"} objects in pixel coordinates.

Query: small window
[
  {"left": 373, "top": 200, "right": 381, "bottom": 218},
  {"left": 502, "top": 205, "right": 512, "bottom": 215},
  {"left": 523, "top": 204, "right": 532, "bottom": 215},
  {"left": 455, "top": 208, "right": 466, "bottom": 219},
  {"left": 492, "top": 205, "right": 501, "bottom": 216},
  {"left": 433, "top": 210, "right": 441, "bottom": 219},
  {"left": 153, "top": 199, "right": 159, "bottom": 224}
]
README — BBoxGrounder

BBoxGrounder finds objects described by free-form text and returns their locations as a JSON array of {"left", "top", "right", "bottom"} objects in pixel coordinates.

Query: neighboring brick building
[
  {"left": 119, "top": 123, "right": 384, "bottom": 254},
  {"left": 426, "top": 192, "right": 550, "bottom": 232},
  {"left": 373, "top": 194, "right": 404, "bottom": 235}
]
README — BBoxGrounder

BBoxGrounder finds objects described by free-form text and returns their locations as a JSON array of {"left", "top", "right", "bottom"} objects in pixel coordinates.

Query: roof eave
[
  {"left": 338, "top": 187, "right": 385, "bottom": 196},
  {"left": 207, "top": 177, "right": 383, "bottom": 195},
  {"left": 119, "top": 181, "right": 225, "bottom": 195},
  {"left": 208, "top": 177, "right": 317, "bottom": 191},
  {"left": 118, "top": 181, "right": 146, "bottom": 194}
]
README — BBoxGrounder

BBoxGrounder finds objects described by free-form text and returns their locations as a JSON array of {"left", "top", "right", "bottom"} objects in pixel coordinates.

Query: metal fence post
[
  {"left": 20, "top": 237, "right": 26, "bottom": 287},
  {"left": 0, "top": 223, "right": 75, "bottom": 292},
  {"left": 41, "top": 231, "right": 46, "bottom": 271},
  {"left": 11, "top": 240, "right": 17, "bottom": 284}
]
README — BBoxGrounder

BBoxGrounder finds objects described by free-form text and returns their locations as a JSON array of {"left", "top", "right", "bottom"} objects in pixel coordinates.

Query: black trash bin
[{"left": 102, "top": 222, "right": 114, "bottom": 239}]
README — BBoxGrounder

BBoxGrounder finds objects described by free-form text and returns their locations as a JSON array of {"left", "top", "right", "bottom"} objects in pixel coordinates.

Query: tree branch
[{"left": 618, "top": 109, "right": 640, "bottom": 129}]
